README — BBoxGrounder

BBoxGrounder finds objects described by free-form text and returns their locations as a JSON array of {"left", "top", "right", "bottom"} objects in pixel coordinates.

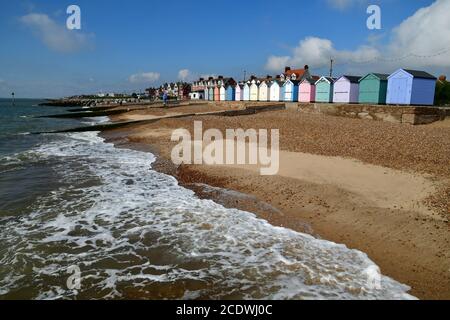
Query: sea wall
[
  {"left": 207, "top": 101, "right": 449, "bottom": 125},
  {"left": 297, "top": 103, "right": 450, "bottom": 125}
]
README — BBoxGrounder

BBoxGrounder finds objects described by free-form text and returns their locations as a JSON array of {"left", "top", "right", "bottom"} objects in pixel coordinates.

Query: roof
[
  {"left": 359, "top": 73, "right": 389, "bottom": 81},
  {"left": 271, "top": 80, "right": 285, "bottom": 86},
  {"left": 316, "top": 76, "right": 335, "bottom": 84},
  {"left": 341, "top": 75, "right": 362, "bottom": 83},
  {"left": 301, "top": 78, "right": 317, "bottom": 85},
  {"left": 284, "top": 69, "right": 306, "bottom": 79},
  {"left": 284, "top": 79, "right": 301, "bottom": 85},
  {"left": 403, "top": 69, "right": 437, "bottom": 79}
]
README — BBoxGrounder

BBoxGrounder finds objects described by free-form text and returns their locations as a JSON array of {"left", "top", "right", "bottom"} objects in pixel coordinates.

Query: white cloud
[
  {"left": 388, "top": 0, "right": 450, "bottom": 68},
  {"left": 20, "top": 13, "right": 93, "bottom": 53},
  {"left": 178, "top": 69, "right": 191, "bottom": 81},
  {"left": 265, "top": 37, "right": 380, "bottom": 72},
  {"left": 265, "top": 0, "right": 450, "bottom": 73},
  {"left": 128, "top": 72, "right": 160, "bottom": 83}
]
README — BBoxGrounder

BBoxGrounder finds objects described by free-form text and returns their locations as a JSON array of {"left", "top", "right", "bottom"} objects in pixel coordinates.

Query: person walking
[{"left": 163, "top": 90, "right": 168, "bottom": 107}]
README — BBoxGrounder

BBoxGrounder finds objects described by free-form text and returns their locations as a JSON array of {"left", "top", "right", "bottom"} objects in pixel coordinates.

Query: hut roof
[
  {"left": 272, "top": 80, "right": 284, "bottom": 86},
  {"left": 360, "top": 73, "right": 389, "bottom": 81},
  {"left": 316, "top": 76, "right": 335, "bottom": 84},
  {"left": 342, "top": 75, "right": 362, "bottom": 83},
  {"left": 403, "top": 69, "right": 437, "bottom": 79}
]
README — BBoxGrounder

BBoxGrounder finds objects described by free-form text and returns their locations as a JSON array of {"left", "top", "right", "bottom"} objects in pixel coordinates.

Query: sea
[{"left": 0, "top": 98, "right": 415, "bottom": 300}]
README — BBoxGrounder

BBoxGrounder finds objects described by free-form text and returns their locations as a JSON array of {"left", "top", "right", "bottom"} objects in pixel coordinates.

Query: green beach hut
[
  {"left": 315, "top": 76, "right": 335, "bottom": 103},
  {"left": 358, "top": 73, "right": 389, "bottom": 104}
]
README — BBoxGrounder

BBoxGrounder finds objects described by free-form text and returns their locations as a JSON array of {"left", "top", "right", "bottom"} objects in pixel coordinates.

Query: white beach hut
[
  {"left": 270, "top": 80, "right": 283, "bottom": 102},
  {"left": 243, "top": 82, "right": 251, "bottom": 101},
  {"left": 219, "top": 84, "right": 226, "bottom": 101},
  {"left": 258, "top": 80, "right": 270, "bottom": 101},
  {"left": 250, "top": 80, "right": 259, "bottom": 101}
]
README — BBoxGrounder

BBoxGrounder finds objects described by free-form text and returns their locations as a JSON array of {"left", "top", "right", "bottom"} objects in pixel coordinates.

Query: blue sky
[{"left": 0, "top": 0, "right": 448, "bottom": 98}]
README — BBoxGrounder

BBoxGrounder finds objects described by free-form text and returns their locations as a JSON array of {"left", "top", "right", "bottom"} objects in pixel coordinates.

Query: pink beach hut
[
  {"left": 299, "top": 78, "right": 317, "bottom": 103},
  {"left": 235, "top": 84, "right": 244, "bottom": 101},
  {"left": 214, "top": 86, "right": 220, "bottom": 101}
]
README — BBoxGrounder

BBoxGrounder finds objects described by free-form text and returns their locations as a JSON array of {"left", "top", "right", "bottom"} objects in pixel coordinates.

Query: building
[
  {"left": 280, "top": 65, "right": 312, "bottom": 81},
  {"left": 208, "top": 86, "right": 215, "bottom": 101},
  {"left": 250, "top": 79, "right": 259, "bottom": 101},
  {"left": 282, "top": 79, "right": 300, "bottom": 102},
  {"left": 220, "top": 84, "right": 227, "bottom": 101},
  {"left": 269, "top": 80, "right": 284, "bottom": 101},
  {"left": 214, "top": 86, "right": 220, "bottom": 101},
  {"left": 243, "top": 82, "right": 251, "bottom": 101},
  {"left": 333, "top": 75, "right": 361, "bottom": 103},
  {"left": 387, "top": 69, "right": 437, "bottom": 105},
  {"left": 315, "top": 77, "right": 335, "bottom": 103},
  {"left": 189, "top": 92, "right": 204, "bottom": 100},
  {"left": 177, "top": 82, "right": 191, "bottom": 100},
  {"left": 298, "top": 78, "right": 318, "bottom": 103},
  {"left": 258, "top": 77, "right": 272, "bottom": 101},
  {"left": 358, "top": 73, "right": 389, "bottom": 104},
  {"left": 226, "top": 84, "right": 235, "bottom": 101},
  {"left": 235, "top": 84, "right": 244, "bottom": 101}
]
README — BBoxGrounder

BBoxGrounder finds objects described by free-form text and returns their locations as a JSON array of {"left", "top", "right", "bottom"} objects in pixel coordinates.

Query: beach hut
[
  {"left": 225, "top": 85, "right": 235, "bottom": 101},
  {"left": 235, "top": 84, "right": 243, "bottom": 101},
  {"left": 258, "top": 81, "right": 270, "bottom": 101},
  {"left": 220, "top": 85, "right": 226, "bottom": 101},
  {"left": 208, "top": 87, "right": 214, "bottom": 101},
  {"left": 250, "top": 80, "right": 259, "bottom": 101},
  {"left": 315, "top": 77, "right": 335, "bottom": 103},
  {"left": 298, "top": 78, "right": 316, "bottom": 103},
  {"left": 333, "top": 75, "right": 361, "bottom": 103},
  {"left": 269, "top": 80, "right": 283, "bottom": 101},
  {"left": 214, "top": 86, "right": 220, "bottom": 101},
  {"left": 243, "top": 82, "right": 251, "bottom": 101},
  {"left": 386, "top": 69, "right": 437, "bottom": 105},
  {"left": 204, "top": 88, "right": 209, "bottom": 101},
  {"left": 358, "top": 73, "right": 389, "bottom": 104},
  {"left": 282, "top": 79, "right": 300, "bottom": 102}
]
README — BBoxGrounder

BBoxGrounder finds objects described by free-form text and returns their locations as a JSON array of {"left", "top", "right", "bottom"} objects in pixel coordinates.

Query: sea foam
[{"left": 0, "top": 131, "right": 416, "bottom": 300}]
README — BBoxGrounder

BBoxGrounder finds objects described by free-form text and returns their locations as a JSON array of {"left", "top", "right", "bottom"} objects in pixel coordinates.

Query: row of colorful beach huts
[{"left": 191, "top": 67, "right": 437, "bottom": 106}]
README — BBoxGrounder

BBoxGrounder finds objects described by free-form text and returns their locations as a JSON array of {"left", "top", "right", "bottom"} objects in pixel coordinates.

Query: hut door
[{"left": 395, "top": 78, "right": 408, "bottom": 104}]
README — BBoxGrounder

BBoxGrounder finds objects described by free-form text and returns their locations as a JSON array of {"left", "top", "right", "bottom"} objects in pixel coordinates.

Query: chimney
[
  {"left": 208, "top": 77, "right": 213, "bottom": 80},
  {"left": 199, "top": 77, "right": 204, "bottom": 81},
  {"left": 439, "top": 75, "right": 447, "bottom": 82},
  {"left": 304, "top": 65, "right": 309, "bottom": 70},
  {"left": 275, "top": 75, "right": 281, "bottom": 79},
  {"left": 285, "top": 66, "right": 291, "bottom": 72},
  {"left": 218, "top": 75, "right": 224, "bottom": 79},
  {"left": 266, "top": 75, "right": 273, "bottom": 80}
]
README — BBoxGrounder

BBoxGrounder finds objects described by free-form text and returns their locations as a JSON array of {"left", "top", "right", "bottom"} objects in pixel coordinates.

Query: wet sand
[{"left": 103, "top": 107, "right": 450, "bottom": 300}]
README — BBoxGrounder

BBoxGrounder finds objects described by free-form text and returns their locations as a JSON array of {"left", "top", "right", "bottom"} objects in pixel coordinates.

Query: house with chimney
[{"left": 280, "top": 65, "right": 312, "bottom": 82}]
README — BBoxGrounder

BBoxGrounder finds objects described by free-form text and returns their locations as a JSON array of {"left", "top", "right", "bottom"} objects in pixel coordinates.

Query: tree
[{"left": 435, "top": 78, "right": 450, "bottom": 106}]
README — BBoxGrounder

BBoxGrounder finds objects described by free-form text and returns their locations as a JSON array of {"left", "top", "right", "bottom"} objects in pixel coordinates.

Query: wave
[{"left": 0, "top": 131, "right": 416, "bottom": 300}]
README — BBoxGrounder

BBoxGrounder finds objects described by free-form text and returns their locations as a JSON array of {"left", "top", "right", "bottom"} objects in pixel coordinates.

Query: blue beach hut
[
  {"left": 226, "top": 85, "right": 235, "bottom": 101},
  {"left": 386, "top": 69, "right": 437, "bottom": 106}
]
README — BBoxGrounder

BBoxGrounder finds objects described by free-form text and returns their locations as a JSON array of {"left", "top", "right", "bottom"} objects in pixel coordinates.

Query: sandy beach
[{"left": 103, "top": 104, "right": 450, "bottom": 300}]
